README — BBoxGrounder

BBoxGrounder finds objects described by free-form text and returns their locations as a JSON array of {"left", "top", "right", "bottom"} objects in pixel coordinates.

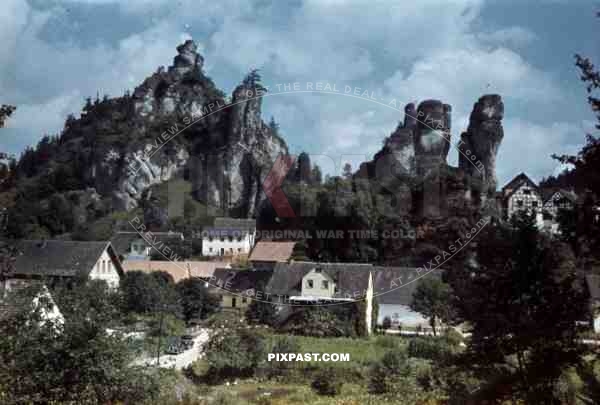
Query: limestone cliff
[{"left": 24, "top": 40, "right": 288, "bottom": 218}]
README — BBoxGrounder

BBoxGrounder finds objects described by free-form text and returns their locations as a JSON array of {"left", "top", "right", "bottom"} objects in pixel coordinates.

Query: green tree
[
  {"left": 410, "top": 277, "right": 453, "bottom": 336},
  {"left": 120, "top": 270, "right": 181, "bottom": 315},
  {"left": 0, "top": 282, "right": 158, "bottom": 403},
  {"left": 246, "top": 299, "right": 278, "bottom": 326},
  {"left": 204, "top": 328, "right": 266, "bottom": 380},
  {"left": 449, "top": 212, "right": 588, "bottom": 403},
  {"left": 368, "top": 350, "right": 411, "bottom": 394},
  {"left": 176, "top": 277, "right": 220, "bottom": 322}
]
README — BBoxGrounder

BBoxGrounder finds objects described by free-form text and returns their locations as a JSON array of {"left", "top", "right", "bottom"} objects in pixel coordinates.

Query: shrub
[
  {"left": 407, "top": 337, "right": 452, "bottom": 361},
  {"left": 204, "top": 328, "right": 266, "bottom": 380},
  {"left": 267, "top": 336, "right": 302, "bottom": 379},
  {"left": 246, "top": 300, "right": 278, "bottom": 326},
  {"left": 311, "top": 368, "right": 343, "bottom": 396},
  {"left": 442, "top": 328, "right": 464, "bottom": 347},
  {"left": 374, "top": 334, "right": 400, "bottom": 349},
  {"left": 368, "top": 350, "right": 410, "bottom": 394},
  {"left": 382, "top": 316, "right": 392, "bottom": 330}
]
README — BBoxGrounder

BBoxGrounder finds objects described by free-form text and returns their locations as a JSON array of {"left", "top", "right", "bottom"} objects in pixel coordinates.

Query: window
[
  {"left": 242, "top": 297, "right": 247, "bottom": 303},
  {"left": 322, "top": 280, "right": 329, "bottom": 289},
  {"left": 238, "top": 248, "right": 242, "bottom": 252},
  {"left": 315, "top": 268, "right": 322, "bottom": 273},
  {"left": 208, "top": 237, "right": 213, "bottom": 242},
  {"left": 228, "top": 236, "right": 233, "bottom": 242},
  {"left": 209, "top": 247, "right": 213, "bottom": 252},
  {"left": 220, "top": 237, "right": 225, "bottom": 242},
  {"left": 532, "top": 201, "right": 538, "bottom": 208},
  {"left": 306, "top": 279, "right": 314, "bottom": 289},
  {"left": 523, "top": 189, "right": 531, "bottom": 195},
  {"left": 237, "top": 237, "right": 242, "bottom": 242},
  {"left": 517, "top": 200, "right": 524, "bottom": 207}
]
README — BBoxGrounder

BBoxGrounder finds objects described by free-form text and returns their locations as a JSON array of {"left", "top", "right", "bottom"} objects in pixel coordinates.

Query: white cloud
[
  {"left": 477, "top": 26, "right": 538, "bottom": 47},
  {"left": 497, "top": 118, "right": 586, "bottom": 185},
  {"left": 0, "top": 0, "right": 588, "bottom": 187}
]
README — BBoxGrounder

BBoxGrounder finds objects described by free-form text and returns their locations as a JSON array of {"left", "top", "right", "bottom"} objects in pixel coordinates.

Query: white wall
[
  {"left": 89, "top": 248, "right": 121, "bottom": 288},
  {"left": 301, "top": 269, "right": 335, "bottom": 298},
  {"left": 202, "top": 234, "right": 253, "bottom": 257}
]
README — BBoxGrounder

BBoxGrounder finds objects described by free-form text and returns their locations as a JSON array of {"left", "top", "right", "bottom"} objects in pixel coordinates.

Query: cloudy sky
[{"left": 1, "top": 0, "right": 598, "bottom": 186}]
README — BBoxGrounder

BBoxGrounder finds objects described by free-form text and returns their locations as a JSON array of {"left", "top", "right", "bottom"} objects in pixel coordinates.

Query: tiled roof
[
  {"left": 265, "top": 262, "right": 372, "bottom": 298},
  {"left": 12, "top": 240, "right": 121, "bottom": 278},
  {"left": 214, "top": 217, "right": 256, "bottom": 230},
  {"left": 211, "top": 268, "right": 273, "bottom": 293},
  {"left": 123, "top": 260, "right": 228, "bottom": 283},
  {"left": 264, "top": 261, "right": 445, "bottom": 305},
  {"left": 249, "top": 241, "right": 296, "bottom": 263},
  {"left": 501, "top": 172, "right": 539, "bottom": 201}
]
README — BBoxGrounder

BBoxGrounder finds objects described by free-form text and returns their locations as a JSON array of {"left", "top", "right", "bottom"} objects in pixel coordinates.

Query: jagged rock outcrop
[
  {"left": 15, "top": 39, "right": 288, "bottom": 219},
  {"left": 458, "top": 94, "right": 504, "bottom": 197},
  {"left": 412, "top": 100, "right": 452, "bottom": 176}
]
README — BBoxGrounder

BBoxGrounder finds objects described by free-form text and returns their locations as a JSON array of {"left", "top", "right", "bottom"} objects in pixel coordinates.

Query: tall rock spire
[{"left": 458, "top": 94, "right": 504, "bottom": 197}]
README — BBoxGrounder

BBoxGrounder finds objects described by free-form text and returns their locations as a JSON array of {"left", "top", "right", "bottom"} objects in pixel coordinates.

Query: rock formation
[
  {"left": 22, "top": 40, "right": 288, "bottom": 218},
  {"left": 458, "top": 94, "right": 504, "bottom": 198}
]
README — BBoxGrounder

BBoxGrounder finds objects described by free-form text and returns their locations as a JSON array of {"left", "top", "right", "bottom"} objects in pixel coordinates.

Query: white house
[
  {"left": 541, "top": 189, "right": 578, "bottom": 234},
  {"left": 201, "top": 217, "right": 256, "bottom": 257},
  {"left": 2, "top": 240, "right": 124, "bottom": 291},
  {"left": 501, "top": 172, "right": 544, "bottom": 227}
]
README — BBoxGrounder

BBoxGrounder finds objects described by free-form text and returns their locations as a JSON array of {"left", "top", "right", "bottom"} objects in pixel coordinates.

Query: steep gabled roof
[
  {"left": 249, "top": 241, "right": 296, "bottom": 263},
  {"left": 541, "top": 188, "right": 578, "bottom": 204},
  {"left": 501, "top": 172, "right": 538, "bottom": 198},
  {"left": 265, "top": 262, "right": 372, "bottom": 298},
  {"left": 12, "top": 240, "right": 123, "bottom": 278}
]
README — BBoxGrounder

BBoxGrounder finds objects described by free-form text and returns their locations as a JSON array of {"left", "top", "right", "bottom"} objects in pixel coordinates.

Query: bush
[
  {"left": 267, "top": 336, "right": 302, "bottom": 379},
  {"left": 407, "top": 337, "right": 453, "bottom": 361},
  {"left": 374, "top": 334, "right": 400, "bottom": 349},
  {"left": 382, "top": 316, "right": 392, "bottom": 330},
  {"left": 246, "top": 300, "right": 278, "bottom": 326},
  {"left": 204, "top": 328, "right": 266, "bottom": 380},
  {"left": 368, "top": 350, "right": 410, "bottom": 394},
  {"left": 311, "top": 368, "right": 343, "bottom": 396}
]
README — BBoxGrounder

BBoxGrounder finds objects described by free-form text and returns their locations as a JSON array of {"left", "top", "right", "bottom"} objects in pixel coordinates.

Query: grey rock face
[
  {"left": 88, "top": 40, "right": 288, "bottom": 217},
  {"left": 458, "top": 94, "right": 504, "bottom": 197},
  {"left": 414, "top": 100, "right": 452, "bottom": 176}
]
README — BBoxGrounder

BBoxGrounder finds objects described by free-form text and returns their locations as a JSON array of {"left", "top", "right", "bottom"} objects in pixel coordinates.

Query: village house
[
  {"left": 209, "top": 268, "right": 273, "bottom": 311},
  {"left": 541, "top": 188, "right": 578, "bottom": 234},
  {"left": 2, "top": 240, "right": 124, "bottom": 292},
  {"left": 500, "top": 172, "right": 544, "bottom": 227},
  {"left": 248, "top": 241, "right": 296, "bottom": 270},
  {"left": 111, "top": 231, "right": 185, "bottom": 261},
  {"left": 500, "top": 172, "right": 577, "bottom": 234},
  {"left": 201, "top": 217, "right": 256, "bottom": 257}
]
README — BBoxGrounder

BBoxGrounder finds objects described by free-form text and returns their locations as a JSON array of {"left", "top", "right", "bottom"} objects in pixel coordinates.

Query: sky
[{"left": 1, "top": 0, "right": 598, "bottom": 186}]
